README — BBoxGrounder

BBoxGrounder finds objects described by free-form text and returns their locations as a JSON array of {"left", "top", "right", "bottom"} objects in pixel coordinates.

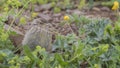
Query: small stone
[
  {"left": 34, "top": 3, "right": 52, "bottom": 11},
  {"left": 100, "top": 7, "right": 110, "bottom": 11},
  {"left": 9, "top": 35, "right": 24, "bottom": 47},
  {"left": 38, "top": 14, "right": 52, "bottom": 22},
  {"left": 31, "top": 18, "right": 43, "bottom": 25},
  {"left": 40, "top": 3, "right": 52, "bottom": 10},
  {"left": 34, "top": 5, "right": 41, "bottom": 12},
  {"left": 73, "top": 10, "right": 83, "bottom": 15},
  {"left": 92, "top": 7, "right": 101, "bottom": 12},
  {"left": 53, "top": 13, "right": 61, "bottom": 17}
]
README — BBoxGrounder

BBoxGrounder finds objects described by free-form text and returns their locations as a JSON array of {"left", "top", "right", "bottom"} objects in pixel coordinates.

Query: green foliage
[
  {"left": 0, "top": 0, "right": 120, "bottom": 68},
  {"left": 70, "top": 14, "right": 91, "bottom": 28},
  {"left": 78, "top": 0, "right": 86, "bottom": 9},
  {"left": 53, "top": 7, "right": 61, "bottom": 13},
  {"left": 6, "top": 0, "right": 21, "bottom": 8},
  {"left": 0, "top": 16, "right": 14, "bottom": 50},
  {"left": 88, "top": 0, "right": 94, "bottom": 9},
  {"left": 38, "top": 0, "right": 48, "bottom": 4},
  {"left": 84, "top": 19, "right": 111, "bottom": 45},
  {"left": 82, "top": 19, "right": 120, "bottom": 67}
]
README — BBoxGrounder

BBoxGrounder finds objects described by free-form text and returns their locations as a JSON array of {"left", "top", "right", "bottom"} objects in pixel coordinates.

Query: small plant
[
  {"left": 38, "top": 0, "right": 48, "bottom": 4},
  {"left": 53, "top": 7, "right": 61, "bottom": 13},
  {"left": 78, "top": 0, "right": 86, "bottom": 9}
]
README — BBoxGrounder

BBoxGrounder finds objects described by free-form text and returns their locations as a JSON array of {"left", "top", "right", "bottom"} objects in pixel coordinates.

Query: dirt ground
[{"left": 5, "top": 4, "right": 117, "bottom": 46}]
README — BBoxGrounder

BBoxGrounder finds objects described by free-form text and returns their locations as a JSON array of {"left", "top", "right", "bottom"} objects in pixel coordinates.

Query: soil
[{"left": 5, "top": 4, "right": 118, "bottom": 46}]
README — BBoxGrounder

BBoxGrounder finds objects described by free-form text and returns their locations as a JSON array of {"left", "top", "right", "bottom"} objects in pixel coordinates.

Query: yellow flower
[
  {"left": 114, "top": 1, "right": 119, "bottom": 6},
  {"left": 64, "top": 15, "right": 70, "bottom": 21},
  {"left": 112, "top": 1, "right": 119, "bottom": 10}
]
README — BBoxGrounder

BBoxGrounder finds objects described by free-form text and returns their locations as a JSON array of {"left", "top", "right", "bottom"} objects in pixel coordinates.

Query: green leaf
[
  {"left": 55, "top": 53, "right": 68, "bottom": 66},
  {"left": 78, "top": 0, "right": 86, "bottom": 9},
  {"left": 23, "top": 45, "right": 35, "bottom": 61},
  {"left": 0, "top": 64, "right": 9, "bottom": 68}
]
